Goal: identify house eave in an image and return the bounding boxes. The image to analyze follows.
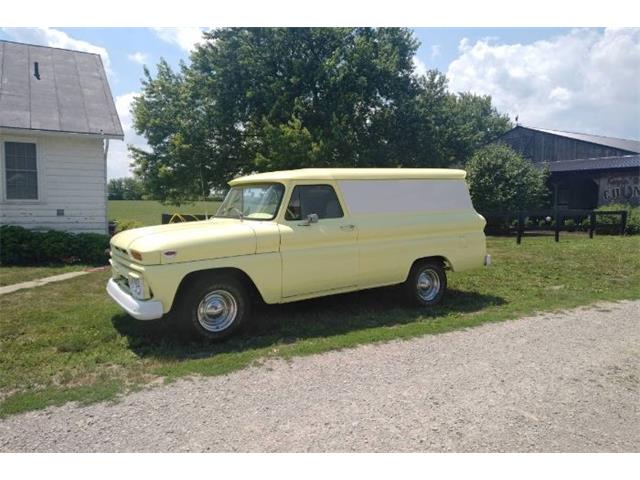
[0,126,124,141]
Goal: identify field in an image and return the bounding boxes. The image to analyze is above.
[108,200,222,226]
[1,235,639,417]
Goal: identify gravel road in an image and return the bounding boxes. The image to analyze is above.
[1,300,638,452]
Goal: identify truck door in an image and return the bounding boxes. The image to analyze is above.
[279,183,359,298]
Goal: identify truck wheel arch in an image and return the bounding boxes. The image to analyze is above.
[171,267,265,311]
[405,255,453,282]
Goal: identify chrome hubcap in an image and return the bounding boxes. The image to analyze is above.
[417,269,440,302]
[197,290,238,332]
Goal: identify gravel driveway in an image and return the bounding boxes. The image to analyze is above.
[1,300,638,452]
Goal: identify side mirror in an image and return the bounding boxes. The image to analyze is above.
[300,213,319,226]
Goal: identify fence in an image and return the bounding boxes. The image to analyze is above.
[483,209,628,244]
[158,209,628,244]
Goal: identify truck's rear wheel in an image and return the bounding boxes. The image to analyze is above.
[175,274,250,341]
[404,260,447,307]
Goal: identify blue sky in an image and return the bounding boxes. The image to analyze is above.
[1,27,638,178]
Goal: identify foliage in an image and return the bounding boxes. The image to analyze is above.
[1,236,639,417]
[0,225,109,266]
[131,28,511,203]
[108,177,146,200]
[596,204,640,235]
[466,144,549,214]
[114,219,145,233]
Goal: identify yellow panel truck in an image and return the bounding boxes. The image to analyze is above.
[107,169,489,340]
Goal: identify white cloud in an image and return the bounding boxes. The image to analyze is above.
[413,55,427,77]
[108,92,149,179]
[127,51,148,65]
[430,44,441,59]
[1,27,112,76]
[446,28,640,139]
[152,27,205,52]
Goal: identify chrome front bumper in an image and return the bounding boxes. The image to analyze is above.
[106,278,164,320]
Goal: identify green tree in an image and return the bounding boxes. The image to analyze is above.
[466,144,549,213]
[131,28,511,203]
[108,177,145,200]
[130,60,219,204]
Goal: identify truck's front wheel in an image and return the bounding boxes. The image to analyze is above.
[176,274,250,341]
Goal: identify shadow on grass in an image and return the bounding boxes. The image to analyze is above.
[111,286,506,361]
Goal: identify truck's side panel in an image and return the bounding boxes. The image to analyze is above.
[337,179,486,288]
[338,179,473,215]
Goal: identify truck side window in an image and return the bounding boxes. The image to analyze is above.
[285,185,344,221]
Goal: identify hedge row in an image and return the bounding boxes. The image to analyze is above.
[0,225,110,266]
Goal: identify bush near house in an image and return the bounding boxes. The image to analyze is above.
[0,225,109,266]
[466,144,549,215]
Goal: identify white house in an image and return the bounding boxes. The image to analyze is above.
[0,40,123,234]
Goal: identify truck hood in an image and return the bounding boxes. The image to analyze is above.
[110,218,258,265]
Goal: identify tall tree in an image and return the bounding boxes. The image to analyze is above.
[131,28,511,203]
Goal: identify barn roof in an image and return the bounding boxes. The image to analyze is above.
[516,126,640,154]
[0,40,123,139]
[545,154,640,172]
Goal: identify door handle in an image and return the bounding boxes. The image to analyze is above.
[340,224,355,231]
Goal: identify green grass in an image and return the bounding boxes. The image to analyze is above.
[108,200,222,226]
[0,265,88,287]
[1,235,639,417]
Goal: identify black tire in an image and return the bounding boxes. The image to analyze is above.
[173,273,251,341]
[404,259,447,307]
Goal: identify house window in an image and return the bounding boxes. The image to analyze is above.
[285,185,344,220]
[4,142,38,200]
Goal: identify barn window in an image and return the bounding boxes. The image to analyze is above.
[4,142,38,200]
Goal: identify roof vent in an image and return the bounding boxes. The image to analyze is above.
[34,62,40,80]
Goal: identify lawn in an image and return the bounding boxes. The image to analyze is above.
[0,235,639,417]
[108,200,222,226]
[0,265,88,287]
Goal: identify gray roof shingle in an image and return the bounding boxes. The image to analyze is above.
[545,154,640,172]
[0,40,123,139]
[523,126,640,154]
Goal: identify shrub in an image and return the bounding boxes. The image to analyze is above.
[114,219,145,233]
[596,204,640,235]
[0,225,110,266]
[466,143,549,214]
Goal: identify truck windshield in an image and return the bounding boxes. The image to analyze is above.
[216,183,285,220]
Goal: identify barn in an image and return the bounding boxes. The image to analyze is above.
[497,125,640,210]
[0,40,123,234]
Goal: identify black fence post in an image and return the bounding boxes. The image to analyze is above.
[517,212,523,244]
[620,211,627,235]
[589,212,596,239]
[554,210,560,242]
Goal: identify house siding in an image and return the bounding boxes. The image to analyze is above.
[0,132,107,234]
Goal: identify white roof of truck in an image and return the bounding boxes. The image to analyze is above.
[229,168,467,185]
